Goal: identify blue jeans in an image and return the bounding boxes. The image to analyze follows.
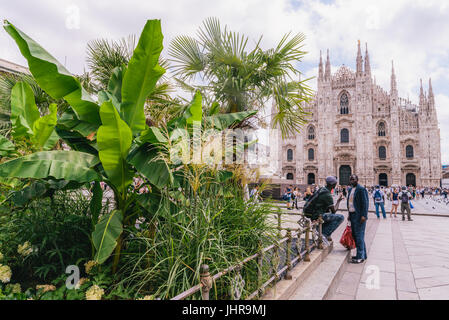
[375,202,386,218]
[321,213,344,238]
[349,214,367,260]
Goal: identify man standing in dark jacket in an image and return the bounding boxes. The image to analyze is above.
[347,174,369,264]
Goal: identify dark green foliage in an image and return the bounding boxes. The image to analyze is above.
[0,191,93,285]
[118,169,276,299]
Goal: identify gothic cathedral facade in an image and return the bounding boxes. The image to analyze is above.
[271,42,442,187]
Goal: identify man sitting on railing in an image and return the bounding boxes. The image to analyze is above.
[303,176,344,245]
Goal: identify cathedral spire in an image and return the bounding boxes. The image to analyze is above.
[364,43,371,77]
[325,49,331,81]
[419,78,425,107]
[390,60,397,96]
[428,78,434,99]
[356,40,363,77]
[428,78,436,120]
[318,50,324,82]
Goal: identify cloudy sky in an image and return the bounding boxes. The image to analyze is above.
[0,0,448,163]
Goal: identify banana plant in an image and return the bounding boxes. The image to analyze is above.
[0,19,259,272]
[0,81,59,156]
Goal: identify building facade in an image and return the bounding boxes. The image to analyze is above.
[271,41,442,187]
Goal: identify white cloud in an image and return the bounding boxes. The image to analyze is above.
[0,0,448,164]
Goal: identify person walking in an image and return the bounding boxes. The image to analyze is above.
[398,186,413,221]
[390,187,399,218]
[304,187,313,201]
[347,174,369,264]
[285,185,293,210]
[293,187,301,210]
[373,185,387,219]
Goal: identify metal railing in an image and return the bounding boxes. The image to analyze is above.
[171,209,325,300]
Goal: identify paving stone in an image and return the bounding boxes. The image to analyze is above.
[396,277,417,293]
[418,285,449,300]
[364,259,396,273]
[415,275,449,289]
[360,270,396,288]
[356,284,396,300]
[335,272,360,296]
[397,291,420,300]
[329,293,354,300]
[412,266,449,279]
[395,263,412,272]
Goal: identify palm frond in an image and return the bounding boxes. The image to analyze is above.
[168,35,205,80]
[86,35,136,89]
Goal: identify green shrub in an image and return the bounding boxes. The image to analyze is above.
[0,190,93,286]
[117,170,276,299]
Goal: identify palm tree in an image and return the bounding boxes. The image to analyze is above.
[168,17,313,137]
[86,36,181,127]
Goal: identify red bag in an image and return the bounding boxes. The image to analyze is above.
[340,223,356,250]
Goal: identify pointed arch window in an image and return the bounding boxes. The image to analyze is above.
[340,128,349,143]
[379,146,386,160]
[308,126,315,140]
[286,173,294,180]
[287,149,293,161]
[340,93,349,114]
[406,145,414,159]
[378,122,386,137]
[308,148,315,161]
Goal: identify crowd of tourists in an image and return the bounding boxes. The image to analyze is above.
[279,179,448,265]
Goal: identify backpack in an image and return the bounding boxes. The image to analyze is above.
[401,192,409,203]
[374,190,382,202]
[303,187,329,220]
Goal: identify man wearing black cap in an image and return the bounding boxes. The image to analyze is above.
[307,176,345,244]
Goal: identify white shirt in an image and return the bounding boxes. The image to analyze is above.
[348,188,356,213]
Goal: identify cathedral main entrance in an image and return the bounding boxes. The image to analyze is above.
[379,173,388,187]
[406,173,416,187]
[339,165,352,186]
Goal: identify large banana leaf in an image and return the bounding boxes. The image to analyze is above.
[97,101,133,194]
[32,103,58,150]
[57,107,98,137]
[185,90,203,125]
[9,179,84,207]
[108,65,126,105]
[92,210,123,264]
[10,81,40,137]
[127,142,173,189]
[0,151,101,182]
[0,134,15,156]
[4,20,100,125]
[55,127,98,155]
[167,90,203,131]
[138,126,168,146]
[121,20,165,134]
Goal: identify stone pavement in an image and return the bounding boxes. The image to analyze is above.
[329,214,449,300]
